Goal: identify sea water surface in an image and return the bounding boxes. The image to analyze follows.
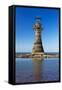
[16,58,59,83]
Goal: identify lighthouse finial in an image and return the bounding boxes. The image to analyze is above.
[35,16,41,22]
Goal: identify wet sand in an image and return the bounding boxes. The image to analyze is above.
[16,53,59,58]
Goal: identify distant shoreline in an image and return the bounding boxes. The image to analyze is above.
[16,52,59,58]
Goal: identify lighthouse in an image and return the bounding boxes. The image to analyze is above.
[32,17,44,54]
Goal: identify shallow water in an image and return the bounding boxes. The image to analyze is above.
[16,58,59,83]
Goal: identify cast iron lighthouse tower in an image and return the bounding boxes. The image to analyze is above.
[32,17,44,54]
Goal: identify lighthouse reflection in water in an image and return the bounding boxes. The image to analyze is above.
[16,58,59,83]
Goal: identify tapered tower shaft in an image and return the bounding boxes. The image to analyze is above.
[32,17,44,54]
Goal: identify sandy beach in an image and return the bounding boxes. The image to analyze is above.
[16,53,59,58]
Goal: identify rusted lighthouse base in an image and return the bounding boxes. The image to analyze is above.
[32,42,44,55]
